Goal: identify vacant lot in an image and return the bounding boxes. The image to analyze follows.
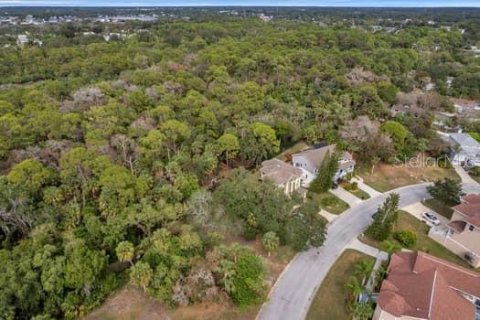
[360,211,470,268]
[306,249,374,320]
[86,237,296,320]
[358,157,460,192]
[84,286,169,320]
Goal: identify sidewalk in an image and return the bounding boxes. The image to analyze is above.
[318,209,338,223]
[346,238,388,291]
[351,177,383,197]
[330,186,363,207]
[346,238,387,259]
[453,165,479,185]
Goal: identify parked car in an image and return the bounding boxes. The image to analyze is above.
[422,212,440,226]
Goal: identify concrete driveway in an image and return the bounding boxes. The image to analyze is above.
[351,176,382,197]
[257,182,480,320]
[401,202,449,226]
[453,164,479,185]
[330,186,363,207]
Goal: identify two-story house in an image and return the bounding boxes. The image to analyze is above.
[291,144,355,185]
[439,194,480,268]
[260,158,304,196]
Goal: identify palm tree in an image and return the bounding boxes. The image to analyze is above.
[345,276,363,305]
[380,240,401,259]
[354,259,374,285]
[130,262,153,293]
[262,231,280,257]
[116,241,135,266]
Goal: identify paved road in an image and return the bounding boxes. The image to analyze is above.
[257,182,480,320]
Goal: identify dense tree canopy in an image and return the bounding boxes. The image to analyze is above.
[0,9,478,319]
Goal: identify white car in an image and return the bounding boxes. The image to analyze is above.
[422,212,440,226]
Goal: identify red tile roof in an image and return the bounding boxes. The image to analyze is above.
[377,251,480,320]
[462,194,480,204]
[453,195,480,229]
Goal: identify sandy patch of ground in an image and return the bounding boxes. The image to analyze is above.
[84,286,169,320]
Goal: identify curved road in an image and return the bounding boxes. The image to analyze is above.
[257,182,480,320]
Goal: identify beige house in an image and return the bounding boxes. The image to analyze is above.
[374,251,480,320]
[440,194,480,268]
[260,159,303,195]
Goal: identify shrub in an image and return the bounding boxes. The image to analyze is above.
[393,230,417,248]
[470,166,480,177]
[344,181,358,191]
[320,195,339,207]
[230,252,265,307]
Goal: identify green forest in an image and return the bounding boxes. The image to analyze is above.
[0,10,479,319]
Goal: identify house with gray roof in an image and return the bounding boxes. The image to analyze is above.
[449,133,480,168]
[292,144,355,184]
[260,159,304,195]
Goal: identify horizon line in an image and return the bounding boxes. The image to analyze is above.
[2,5,480,8]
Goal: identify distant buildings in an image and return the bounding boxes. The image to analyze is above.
[0,13,158,27]
[259,14,273,22]
[16,34,28,46]
[15,34,42,47]
[374,251,480,320]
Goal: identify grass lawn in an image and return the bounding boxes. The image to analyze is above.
[469,172,480,184]
[360,211,471,268]
[341,182,370,200]
[348,187,370,200]
[306,249,374,320]
[357,156,460,192]
[422,199,454,219]
[309,191,350,215]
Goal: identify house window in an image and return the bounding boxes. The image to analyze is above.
[469,225,475,231]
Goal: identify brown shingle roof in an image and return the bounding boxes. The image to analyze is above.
[377,251,480,320]
[260,159,303,186]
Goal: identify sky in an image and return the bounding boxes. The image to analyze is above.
[1,0,480,7]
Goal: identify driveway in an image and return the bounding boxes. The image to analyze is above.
[330,186,363,207]
[453,164,478,185]
[401,202,449,226]
[257,182,480,320]
[351,176,382,197]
